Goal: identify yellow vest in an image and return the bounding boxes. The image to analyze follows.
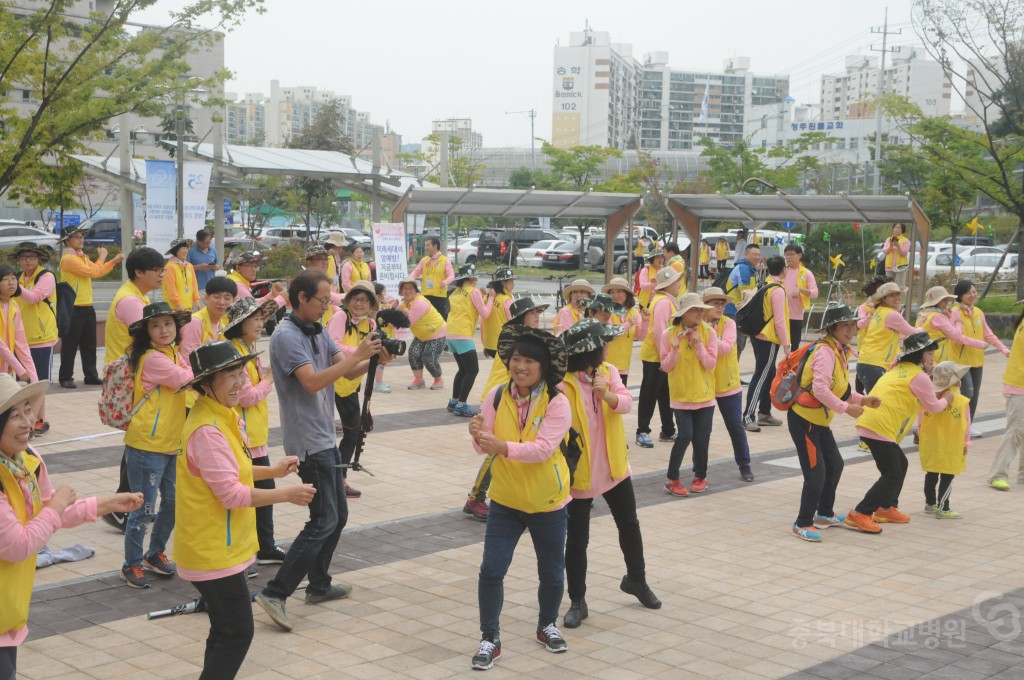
[227,271,250,293]
[668,257,688,294]
[715,241,729,259]
[563,367,628,492]
[885,235,910,269]
[333,317,372,398]
[665,322,716,403]
[0,452,43,635]
[420,255,450,297]
[123,346,188,453]
[637,267,657,308]
[344,259,371,292]
[481,358,510,402]
[856,303,872,350]
[713,316,740,395]
[793,265,812,311]
[60,252,97,306]
[402,294,445,341]
[162,260,195,310]
[639,292,677,362]
[919,310,950,363]
[1004,319,1024,390]
[175,396,258,571]
[919,390,969,475]
[607,307,638,373]
[447,284,480,338]
[951,304,987,368]
[105,281,151,362]
[482,293,511,351]
[0,303,18,376]
[327,255,337,289]
[184,307,219,410]
[858,305,901,368]
[556,304,582,334]
[15,269,57,345]
[760,281,790,345]
[699,246,711,265]
[855,361,923,442]
[793,337,851,427]
[230,338,270,448]
[488,387,571,513]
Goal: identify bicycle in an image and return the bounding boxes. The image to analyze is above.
[545,274,573,312]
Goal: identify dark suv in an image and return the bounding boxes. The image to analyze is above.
[477,227,560,264]
[81,218,123,246]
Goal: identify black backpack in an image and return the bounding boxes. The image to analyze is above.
[734,281,783,338]
[54,280,76,338]
[492,385,583,485]
[711,266,733,292]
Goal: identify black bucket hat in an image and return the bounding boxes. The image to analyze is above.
[821,304,859,329]
[507,297,550,325]
[178,339,259,392]
[897,331,941,362]
[562,318,624,356]
[128,301,192,334]
[166,238,194,255]
[496,325,567,387]
[220,296,279,337]
[453,264,478,284]
[9,242,51,263]
[492,268,515,282]
[59,226,89,242]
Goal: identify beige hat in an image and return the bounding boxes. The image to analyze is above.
[931,361,971,392]
[0,374,47,417]
[921,286,956,309]
[736,288,757,311]
[671,293,712,320]
[871,281,902,303]
[701,287,729,304]
[324,232,349,248]
[562,279,596,302]
[601,277,632,294]
[653,267,683,290]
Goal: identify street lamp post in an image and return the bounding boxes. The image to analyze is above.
[176,100,185,239]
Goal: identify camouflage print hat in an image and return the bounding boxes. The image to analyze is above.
[496,324,567,387]
[227,250,264,268]
[507,297,549,325]
[305,245,329,261]
[582,293,617,316]
[562,318,624,356]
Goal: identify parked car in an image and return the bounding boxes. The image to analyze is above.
[335,227,373,249]
[259,226,311,248]
[541,241,582,270]
[477,227,561,264]
[942,235,996,247]
[585,226,664,273]
[518,240,568,268]
[0,221,60,254]
[930,250,1017,277]
[80,217,123,247]
[447,237,479,265]
[557,230,581,243]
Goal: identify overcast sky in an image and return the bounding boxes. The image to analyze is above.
[138,0,927,147]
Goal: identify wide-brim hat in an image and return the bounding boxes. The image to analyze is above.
[220,296,279,336]
[227,250,264,268]
[0,374,48,417]
[701,286,728,304]
[496,324,567,387]
[931,361,971,392]
[492,268,516,282]
[343,281,380,311]
[601,278,632,295]
[562,279,596,302]
[10,242,50,263]
[398,276,420,293]
[325,232,349,248]
[644,248,665,260]
[670,293,712,321]
[59,226,89,242]
[166,238,194,255]
[921,286,956,309]
[653,266,683,290]
[582,293,616,315]
[562,318,624,356]
[454,264,478,283]
[871,281,902,303]
[821,304,860,329]
[897,331,941,362]
[128,301,192,334]
[179,340,259,392]
[507,297,549,324]
[736,288,756,311]
[305,245,329,261]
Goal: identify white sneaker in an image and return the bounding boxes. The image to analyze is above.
[970,427,983,438]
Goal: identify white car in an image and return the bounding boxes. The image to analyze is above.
[447,237,479,265]
[942,252,1017,277]
[0,221,60,253]
[518,239,569,268]
[924,246,1005,273]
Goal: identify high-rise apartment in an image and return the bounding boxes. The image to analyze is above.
[819,49,951,120]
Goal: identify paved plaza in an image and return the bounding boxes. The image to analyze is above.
[14,342,1024,679]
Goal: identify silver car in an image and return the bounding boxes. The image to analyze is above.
[0,221,60,254]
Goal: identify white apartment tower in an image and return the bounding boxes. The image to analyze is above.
[819,49,951,120]
[431,118,483,149]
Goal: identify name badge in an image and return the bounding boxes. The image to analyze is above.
[426,280,435,289]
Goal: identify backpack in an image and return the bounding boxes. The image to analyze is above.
[711,266,733,292]
[771,342,822,411]
[98,355,153,431]
[492,385,583,484]
[54,280,76,338]
[734,281,783,337]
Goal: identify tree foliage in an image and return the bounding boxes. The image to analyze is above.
[285,100,353,237]
[697,132,831,194]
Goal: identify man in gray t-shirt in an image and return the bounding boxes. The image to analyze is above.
[257,270,381,632]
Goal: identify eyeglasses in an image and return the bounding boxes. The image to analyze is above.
[312,295,332,307]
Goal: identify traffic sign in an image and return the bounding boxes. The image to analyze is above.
[954,256,963,266]
[781,221,796,230]
[223,199,232,214]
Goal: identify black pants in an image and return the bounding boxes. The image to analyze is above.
[425,294,449,320]
[252,455,276,553]
[59,305,98,382]
[192,570,254,680]
[452,350,480,403]
[699,263,710,278]
[335,392,360,478]
[960,366,984,422]
[717,259,727,271]
[789,319,803,348]
[789,410,844,527]
[0,646,15,680]
[856,438,908,514]
[744,338,779,423]
[668,407,714,480]
[636,360,673,437]
[924,472,955,511]
[565,478,646,602]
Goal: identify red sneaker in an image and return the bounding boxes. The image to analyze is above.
[690,477,709,493]
[664,480,689,497]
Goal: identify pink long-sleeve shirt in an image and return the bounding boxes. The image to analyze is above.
[882,236,911,266]
[327,308,376,355]
[783,266,818,320]
[646,295,676,358]
[567,366,633,499]
[475,385,572,469]
[410,254,455,287]
[0,301,37,382]
[638,266,658,295]
[660,324,719,409]
[884,309,921,337]
[140,348,193,393]
[113,294,147,332]
[16,270,57,349]
[950,306,1009,354]
[857,372,949,443]
[555,305,584,335]
[448,288,493,341]
[755,279,791,350]
[178,424,257,582]
[808,343,864,416]
[179,316,224,365]
[406,297,446,341]
[236,352,273,459]
[0,451,97,647]
[233,278,287,310]
[713,316,742,398]
[926,311,986,350]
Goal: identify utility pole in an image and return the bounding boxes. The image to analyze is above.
[871,7,901,195]
[506,109,537,169]
[439,131,449,247]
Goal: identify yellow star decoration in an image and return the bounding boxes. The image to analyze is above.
[830,254,845,269]
[966,217,981,236]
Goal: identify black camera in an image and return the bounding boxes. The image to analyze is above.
[369,330,406,357]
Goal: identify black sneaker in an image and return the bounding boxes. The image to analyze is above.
[143,552,176,577]
[100,512,127,534]
[471,638,501,670]
[256,546,288,564]
[345,482,362,499]
[84,377,103,386]
[740,469,755,483]
[120,565,150,589]
[620,575,662,609]
[563,599,588,628]
[246,565,259,579]
[535,623,568,653]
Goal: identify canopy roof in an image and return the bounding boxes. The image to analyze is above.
[391,186,642,221]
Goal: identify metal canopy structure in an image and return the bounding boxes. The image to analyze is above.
[391,187,643,279]
[665,193,931,304]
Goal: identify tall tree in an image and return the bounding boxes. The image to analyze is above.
[286,100,353,239]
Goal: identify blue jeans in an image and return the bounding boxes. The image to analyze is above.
[263,447,348,599]
[124,445,176,567]
[856,364,885,396]
[716,392,751,472]
[479,501,566,639]
[668,407,715,480]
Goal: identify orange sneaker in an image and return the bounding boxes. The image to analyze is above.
[872,506,910,524]
[664,480,689,497]
[842,510,882,534]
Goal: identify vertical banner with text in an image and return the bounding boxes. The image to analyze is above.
[372,223,408,298]
[145,160,176,255]
[182,161,213,236]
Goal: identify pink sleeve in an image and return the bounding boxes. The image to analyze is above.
[407,298,430,325]
[0,334,26,377]
[809,348,853,414]
[505,394,572,463]
[186,426,253,508]
[981,313,1009,353]
[114,295,146,327]
[717,318,736,354]
[930,313,986,349]
[341,262,354,291]
[639,268,656,292]
[38,457,97,529]
[18,271,55,304]
[652,299,673,355]
[12,309,36,382]
[555,307,574,333]
[965,408,972,449]
[771,287,790,348]
[660,329,679,371]
[607,365,632,413]
[140,350,193,391]
[882,241,894,254]
[899,239,911,255]
[805,270,818,299]
[471,289,493,319]
[910,373,949,414]
[236,357,272,408]
[857,304,873,330]
[327,309,347,349]
[884,311,920,337]
[179,319,201,363]
[409,258,425,279]
[256,293,287,310]
[502,297,513,319]
[442,259,455,286]
[634,311,648,341]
